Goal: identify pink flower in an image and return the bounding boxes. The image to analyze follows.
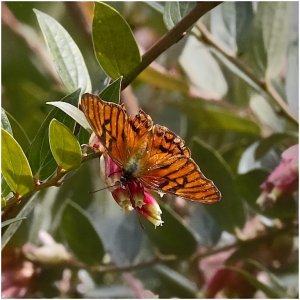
[258,144,298,205]
[91,135,163,227]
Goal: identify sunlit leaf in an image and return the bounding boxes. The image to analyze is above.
[1,129,34,196]
[92,2,141,79]
[49,119,82,171]
[34,9,92,93]
[61,201,105,265]
[47,101,91,133]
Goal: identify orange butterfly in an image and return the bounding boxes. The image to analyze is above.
[81,93,221,204]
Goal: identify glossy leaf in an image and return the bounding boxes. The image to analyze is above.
[141,199,198,258]
[34,9,92,93]
[163,2,195,29]
[1,108,12,135]
[99,76,122,103]
[49,119,82,171]
[28,90,80,180]
[192,138,246,232]
[1,129,34,196]
[61,201,105,265]
[258,3,292,79]
[92,2,141,79]
[179,37,228,99]
[47,101,91,133]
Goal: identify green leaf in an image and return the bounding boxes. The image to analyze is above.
[34,9,92,93]
[2,217,27,228]
[225,266,282,298]
[163,2,196,30]
[146,1,164,14]
[28,90,80,180]
[1,129,34,196]
[6,111,31,152]
[100,76,123,103]
[47,101,91,132]
[236,169,297,219]
[49,119,82,171]
[141,199,198,258]
[1,108,12,135]
[61,201,105,265]
[192,138,246,232]
[92,2,141,79]
[171,98,260,136]
[258,3,292,79]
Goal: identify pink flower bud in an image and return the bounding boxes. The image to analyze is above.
[258,144,298,205]
[136,191,163,227]
[111,187,134,212]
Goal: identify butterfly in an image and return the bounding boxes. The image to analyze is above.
[81,93,221,203]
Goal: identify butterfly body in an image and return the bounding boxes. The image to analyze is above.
[81,93,221,203]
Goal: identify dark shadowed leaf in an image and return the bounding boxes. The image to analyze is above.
[61,201,105,265]
[34,9,92,93]
[190,204,222,247]
[163,2,196,30]
[141,199,197,258]
[2,129,34,196]
[49,119,82,171]
[255,133,298,160]
[92,2,141,79]
[192,138,246,232]
[236,169,296,219]
[28,90,80,180]
[100,76,122,103]
[109,213,144,265]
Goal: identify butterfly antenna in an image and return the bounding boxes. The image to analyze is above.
[88,183,119,194]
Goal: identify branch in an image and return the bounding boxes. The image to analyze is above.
[195,22,298,126]
[121,2,222,90]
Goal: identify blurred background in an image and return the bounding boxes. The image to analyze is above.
[2,2,299,298]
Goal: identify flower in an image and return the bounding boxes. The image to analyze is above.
[92,136,163,227]
[258,144,298,206]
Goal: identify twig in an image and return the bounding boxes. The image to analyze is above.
[195,22,298,126]
[121,2,222,90]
